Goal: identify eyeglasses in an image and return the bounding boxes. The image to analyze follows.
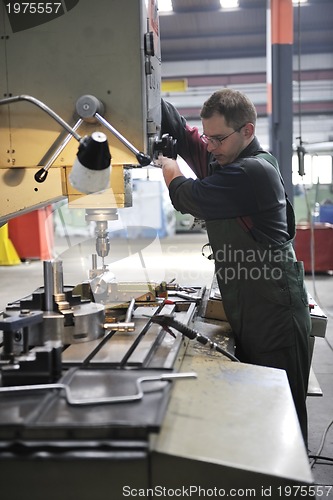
[200,124,246,148]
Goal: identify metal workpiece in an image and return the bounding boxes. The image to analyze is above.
[103,320,135,333]
[103,297,136,332]
[79,277,164,305]
[0,371,197,406]
[90,271,117,298]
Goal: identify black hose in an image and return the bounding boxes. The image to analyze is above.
[151,314,240,362]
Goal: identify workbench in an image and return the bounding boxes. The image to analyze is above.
[0,292,316,499]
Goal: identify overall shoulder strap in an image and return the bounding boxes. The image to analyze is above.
[255,151,280,172]
[255,152,296,239]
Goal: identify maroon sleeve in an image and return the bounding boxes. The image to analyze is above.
[161,100,210,179]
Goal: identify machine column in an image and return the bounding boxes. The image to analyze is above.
[266,0,294,202]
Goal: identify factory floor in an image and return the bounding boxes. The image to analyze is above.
[0,231,332,490]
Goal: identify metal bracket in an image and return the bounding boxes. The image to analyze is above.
[0,372,197,406]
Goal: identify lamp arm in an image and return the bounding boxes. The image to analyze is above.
[0,93,176,191]
[34,118,84,183]
[94,111,177,165]
[94,112,151,166]
[0,95,82,142]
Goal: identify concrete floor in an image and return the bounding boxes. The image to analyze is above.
[0,231,332,490]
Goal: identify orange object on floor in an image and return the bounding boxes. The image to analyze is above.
[294,223,333,273]
[0,223,21,266]
[8,206,54,260]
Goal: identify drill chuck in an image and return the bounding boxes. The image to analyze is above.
[96,235,110,258]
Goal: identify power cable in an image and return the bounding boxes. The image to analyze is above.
[295,0,333,326]
[309,419,333,469]
[295,0,305,176]
[295,1,333,474]
[308,455,333,464]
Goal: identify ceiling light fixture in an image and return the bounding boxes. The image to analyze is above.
[220,0,239,9]
[158,0,173,12]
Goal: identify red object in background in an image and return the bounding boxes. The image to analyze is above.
[294,223,333,273]
[8,207,54,260]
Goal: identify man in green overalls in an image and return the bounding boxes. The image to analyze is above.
[158,88,311,445]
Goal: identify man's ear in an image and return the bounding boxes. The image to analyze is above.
[243,123,255,138]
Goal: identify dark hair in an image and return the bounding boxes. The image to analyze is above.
[200,88,257,129]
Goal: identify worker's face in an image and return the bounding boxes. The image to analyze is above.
[201,113,253,166]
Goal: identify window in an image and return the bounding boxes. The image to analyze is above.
[292,154,332,185]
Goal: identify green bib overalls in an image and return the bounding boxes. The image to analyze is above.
[206,153,311,444]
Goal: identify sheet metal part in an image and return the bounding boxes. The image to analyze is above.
[0,372,197,406]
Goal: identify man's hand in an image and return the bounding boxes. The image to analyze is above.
[154,155,184,187]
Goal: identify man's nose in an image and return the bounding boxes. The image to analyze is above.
[206,141,218,153]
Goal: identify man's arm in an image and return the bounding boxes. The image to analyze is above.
[156,157,205,219]
[161,100,210,179]
[159,157,184,187]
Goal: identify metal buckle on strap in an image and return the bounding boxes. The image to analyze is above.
[202,242,213,260]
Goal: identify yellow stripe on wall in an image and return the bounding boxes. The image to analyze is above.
[161,79,188,92]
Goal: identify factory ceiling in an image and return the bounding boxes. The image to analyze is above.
[157,0,333,149]
[159,0,333,62]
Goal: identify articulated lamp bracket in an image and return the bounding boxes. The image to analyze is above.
[0,94,177,194]
[0,94,111,193]
[75,95,177,165]
[75,95,152,168]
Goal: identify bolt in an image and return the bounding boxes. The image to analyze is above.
[20,309,31,316]
[14,332,22,342]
